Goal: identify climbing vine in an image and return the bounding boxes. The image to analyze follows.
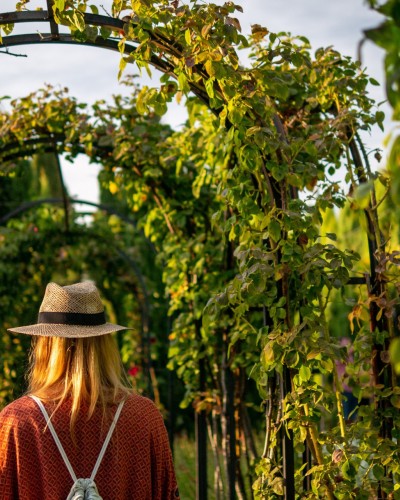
[2,1,400,498]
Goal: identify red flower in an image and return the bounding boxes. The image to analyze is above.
[128,365,140,377]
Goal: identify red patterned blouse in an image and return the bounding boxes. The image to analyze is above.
[0,393,180,499]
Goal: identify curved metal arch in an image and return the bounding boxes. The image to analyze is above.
[0,135,65,156]
[1,145,72,164]
[2,33,135,54]
[0,136,112,165]
[0,10,125,31]
[0,197,157,254]
[0,10,174,74]
[0,8,212,106]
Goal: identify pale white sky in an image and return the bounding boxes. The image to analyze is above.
[1,1,386,206]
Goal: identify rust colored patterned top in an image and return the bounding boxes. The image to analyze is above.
[0,394,180,499]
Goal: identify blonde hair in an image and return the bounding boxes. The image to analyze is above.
[27,334,132,434]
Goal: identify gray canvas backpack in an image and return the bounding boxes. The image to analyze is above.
[30,395,125,500]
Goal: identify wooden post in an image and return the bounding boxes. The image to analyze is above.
[196,356,208,500]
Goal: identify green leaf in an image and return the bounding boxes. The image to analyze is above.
[178,72,190,93]
[205,78,215,98]
[100,26,111,39]
[271,477,284,496]
[112,0,123,16]
[201,24,212,38]
[391,394,400,409]
[2,23,14,36]
[118,57,127,80]
[268,219,281,242]
[341,460,356,481]
[228,104,244,125]
[299,365,311,383]
[72,9,85,31]
[261,343,275,368]
[284,350,299,368]
[375,110,385,131]
[351,181,374,208]
[205,60,215,77]
[54,0,65,10]
[390,338,400,374]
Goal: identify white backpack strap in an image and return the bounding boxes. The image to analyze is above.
[30,395,78,483]
[90,399,125,481]
[30,395,125,485]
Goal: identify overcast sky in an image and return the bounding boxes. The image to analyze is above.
[1,0,386,205]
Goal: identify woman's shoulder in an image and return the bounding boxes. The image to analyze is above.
[0,395,38,417]
[123,393,161,414]
[122,393,165,426]
[0,396,41,433]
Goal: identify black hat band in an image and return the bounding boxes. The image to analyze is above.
[38,311,106,326]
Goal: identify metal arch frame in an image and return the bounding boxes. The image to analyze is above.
[0,5,213,107]
[3,32,135,54]
[0,9,173,74]
[0,137,112,166]
[0,197,140,229]
[0,197,156,304]
[0,135,66,157]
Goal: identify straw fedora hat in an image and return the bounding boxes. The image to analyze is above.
[8,281,131,338]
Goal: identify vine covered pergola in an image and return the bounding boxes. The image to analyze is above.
[1,1,400,499]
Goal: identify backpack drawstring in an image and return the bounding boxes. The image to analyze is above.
[67,478,102,500]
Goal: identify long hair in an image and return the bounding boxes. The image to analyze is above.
[27,334,132,433]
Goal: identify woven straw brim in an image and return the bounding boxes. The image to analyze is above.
[8,322,130,338]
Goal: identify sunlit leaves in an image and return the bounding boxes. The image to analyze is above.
[54,0,65,10]
[4,0,400,495]
[390,338,400,374]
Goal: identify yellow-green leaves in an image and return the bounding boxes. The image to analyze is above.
[178,72,190,93]
[112,0,124,17]
[349,180,374,209]
[250,24,268,43]
[16,0,31,10]
[390,338,400,374]
[184,28,191,45]
[118,57,127,81]
[52,4,86,35]
[299,364,311,383]
[268,219,281,243]
[341,460,357,481]
[0,23,14,43]
[54,0,65,10]
[72,9,85,31]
